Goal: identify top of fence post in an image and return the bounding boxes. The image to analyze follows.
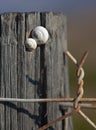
[0,12,72,130]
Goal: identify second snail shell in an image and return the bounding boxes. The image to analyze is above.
[32,26,49,44]
[25,38,37,51]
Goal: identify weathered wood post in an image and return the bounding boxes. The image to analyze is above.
[0,12,72,130]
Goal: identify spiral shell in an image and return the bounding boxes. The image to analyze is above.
[25,38,37,51]
[32,26,49,44]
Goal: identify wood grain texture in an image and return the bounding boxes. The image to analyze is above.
[0,12,72,130]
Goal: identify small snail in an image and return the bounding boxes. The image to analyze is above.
[32,26,49,44]
[25,38,37,51]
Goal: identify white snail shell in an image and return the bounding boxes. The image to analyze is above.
[25,38,37,51]
[32,26,49,44]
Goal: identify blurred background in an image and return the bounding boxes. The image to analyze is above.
[0,0,96,129]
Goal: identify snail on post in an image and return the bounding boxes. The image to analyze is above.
[25,26,49,51]
[32,26,49,45]
[25,38,37,51]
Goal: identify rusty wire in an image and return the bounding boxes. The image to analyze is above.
[38,51,96,130]
[38,106,80,130]
[0,97,96,103]
[0,51,96,129]
[66,51,96,129]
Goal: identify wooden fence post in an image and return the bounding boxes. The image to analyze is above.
[0,12,73,130]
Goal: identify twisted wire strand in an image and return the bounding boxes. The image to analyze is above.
[38,51,87,130]
[65,51,96,129]
[65,51,86,108]
[0,51,95,129]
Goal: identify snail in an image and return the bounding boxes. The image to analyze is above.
[25,38,37,51]
[32,26,49,44]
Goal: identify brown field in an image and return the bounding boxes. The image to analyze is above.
[67,10,96,69]
[67,9,96,130]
